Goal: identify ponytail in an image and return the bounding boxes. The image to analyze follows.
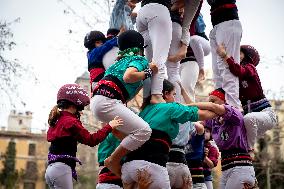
[48,105,61,127]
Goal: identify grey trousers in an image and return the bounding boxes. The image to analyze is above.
[45,162,73,189]
[91,95,151,151]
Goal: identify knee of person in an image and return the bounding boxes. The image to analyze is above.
[189,37,198,46]
[143,127,152,137]
[244,115,257,128]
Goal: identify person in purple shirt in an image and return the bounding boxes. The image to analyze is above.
[190,88,257,189]
[216,44,277,153]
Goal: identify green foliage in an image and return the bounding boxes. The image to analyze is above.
[0,139,20,189]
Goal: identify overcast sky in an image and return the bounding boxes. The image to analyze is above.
[1,0,284,131]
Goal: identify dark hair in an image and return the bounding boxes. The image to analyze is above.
[84,31,106,50]
[140,79,175,110]
[106,28,120,39]
[204,125,213,141]
[215,88,225,95]
[118,30,144,51]
[48,100,73,127]
[162,79,175,98]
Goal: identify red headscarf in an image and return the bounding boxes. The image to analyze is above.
[209,89,225,101]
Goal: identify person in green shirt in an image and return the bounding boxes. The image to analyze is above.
[120,79,220,189]
[91,30,158,177]
[96,133,122,189]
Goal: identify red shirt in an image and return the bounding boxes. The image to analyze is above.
[47,111,112,147]
[226,57,265,106]
[203,142,219,171]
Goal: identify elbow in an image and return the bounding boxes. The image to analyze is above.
[123,74,133,83]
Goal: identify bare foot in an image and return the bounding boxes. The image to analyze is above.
[104,156,122,177]
[150,94,165,104]
[168,44,187,63]
[198,69,205,82]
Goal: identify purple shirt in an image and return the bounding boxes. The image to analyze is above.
[205,105,249,152]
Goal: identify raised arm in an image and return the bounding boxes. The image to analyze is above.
[178,81,193,104]
[216,44,256,79]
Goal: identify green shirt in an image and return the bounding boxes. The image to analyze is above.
[139,102,199,141]
[105,55,149,100]
[97,133,120,165]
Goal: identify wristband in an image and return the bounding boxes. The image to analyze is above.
[143,68,153,80]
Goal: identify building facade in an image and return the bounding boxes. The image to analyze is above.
[0,118,48,189]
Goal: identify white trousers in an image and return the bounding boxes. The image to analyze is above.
[209,20,242,108]
[181,0,202,45]
[205,181,213,189]
[220,166,255,189]
[45,162,73,189]
[166,162,192,189]
[102,47,119,70]
[137,3,172,96]
[193,183,207,189]
[189,35,210,70]
[166,22,182,102]
[121,160,171,189]
[180,61,199,102]
[90,95,151,151]
[96,183,122,189]
[244,107,277,150]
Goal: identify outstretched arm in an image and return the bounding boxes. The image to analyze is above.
[189,102,226,116]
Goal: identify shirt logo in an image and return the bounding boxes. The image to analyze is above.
[241,80,249,88]
[220,131,229,141]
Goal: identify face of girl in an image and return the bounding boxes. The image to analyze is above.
[208,95,225,105]
[205,128,211,141]
[95,40,103,48]
[164,89,176,103]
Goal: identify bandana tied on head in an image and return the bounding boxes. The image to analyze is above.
[209,89,225,101]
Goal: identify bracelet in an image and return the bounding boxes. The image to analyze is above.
[143,68,153,80]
